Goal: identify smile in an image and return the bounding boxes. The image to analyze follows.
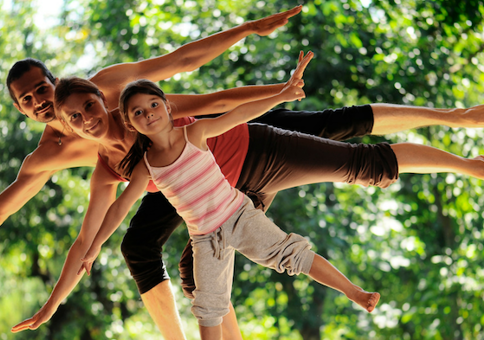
[148,118,160,125]
[85,120,100,131]
[35,103,53,116]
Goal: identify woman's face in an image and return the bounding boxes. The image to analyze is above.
[59,92,110,140]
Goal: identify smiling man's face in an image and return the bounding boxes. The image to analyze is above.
[10,66,57,123]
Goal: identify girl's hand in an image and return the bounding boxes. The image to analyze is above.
[280,51,313,102]
[78,245,102,276]
[11,303,56,333]
[249,6,302,36]
[280,80,306,102]
[282,51,313,100]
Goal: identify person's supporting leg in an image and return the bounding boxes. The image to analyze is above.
[199,324,223,340]
[141,281,187,340]
[391,142,484,178]
[308,255,380,312]
[222,304,243,340]
[371,103,484,135]
[121,192,187,338]
[191,228,236,340]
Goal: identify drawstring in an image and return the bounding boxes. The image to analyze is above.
[211,227,225,260]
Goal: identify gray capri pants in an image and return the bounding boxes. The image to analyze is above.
[191,195,315,327]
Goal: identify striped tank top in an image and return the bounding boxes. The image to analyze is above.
[144,127,244,235]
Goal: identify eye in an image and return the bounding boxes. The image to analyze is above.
[86,101,94,110]
[151,102,158,108]
[134,109,143,116]
[71,113,80,120]
[37,86,47,94]
[22,95,31,103]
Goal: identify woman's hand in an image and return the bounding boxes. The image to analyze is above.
[11,303,57,333]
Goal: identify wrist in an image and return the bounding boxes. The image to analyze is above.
[242,20,257,35]
[44,298,60,313]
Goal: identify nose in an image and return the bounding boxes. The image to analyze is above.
[33,93,45,109]
[83,114,93,125]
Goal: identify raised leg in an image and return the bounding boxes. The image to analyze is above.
[308,255,380,313]
[391,142,484,179]
[371,103,484,135]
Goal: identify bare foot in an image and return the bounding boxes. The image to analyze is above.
[347,285,380,313]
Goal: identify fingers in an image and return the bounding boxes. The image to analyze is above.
[77,263,86,276]
[80,259,94,276]
[265,5,302,25]
[298,50,304,62]
[282,5,303,19]
[11,318,35,333]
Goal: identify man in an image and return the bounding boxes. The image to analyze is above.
[5,7,484,340]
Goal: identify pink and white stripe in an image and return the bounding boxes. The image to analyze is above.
[144,132,243,235]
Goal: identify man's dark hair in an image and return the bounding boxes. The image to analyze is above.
[6,58,56,105]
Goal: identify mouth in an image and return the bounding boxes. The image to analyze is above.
[148,118,160,125]
[35,103,53,117]
[85,120,100,132]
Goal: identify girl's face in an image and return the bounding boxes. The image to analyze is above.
[59,92,110,140]
[126,93,171,136]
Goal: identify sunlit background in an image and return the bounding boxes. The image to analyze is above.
[1,0,484,339]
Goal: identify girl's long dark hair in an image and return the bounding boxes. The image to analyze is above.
[117,79,167,177]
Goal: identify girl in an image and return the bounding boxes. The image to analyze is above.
[80,74,381,339]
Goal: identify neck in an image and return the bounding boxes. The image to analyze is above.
[148,125,178,151]
[104,109,128,144]
[46,119,67,134]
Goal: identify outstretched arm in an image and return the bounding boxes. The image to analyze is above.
[192,51,313,142]
[90,6,302,109]
[11,164,119,333]
[0,158,56,225]
[0,140,98,226]
[167,51,312,119]
[166,83,285,119]
[80,163,150,274]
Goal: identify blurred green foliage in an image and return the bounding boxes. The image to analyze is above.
[1,0,484,339]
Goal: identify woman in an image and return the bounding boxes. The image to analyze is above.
[12,54,484,338]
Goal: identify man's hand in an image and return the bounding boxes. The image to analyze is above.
[11,303,56,333]
[249,5,302,36]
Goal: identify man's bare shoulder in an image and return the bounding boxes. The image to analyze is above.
[22,133,99,174]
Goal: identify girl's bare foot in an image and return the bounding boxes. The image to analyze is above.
[347,285,380,312]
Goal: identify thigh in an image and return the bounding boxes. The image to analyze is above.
[237,125,398,199]
[249,105,373,141]
[122,192,184,294]
[228,198,314,276]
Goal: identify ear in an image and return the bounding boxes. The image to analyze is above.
[99,90,108,109]
[124,121,137,132]
[13,102,26,115]
[165,100,171,113]
[54,77,59,86]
